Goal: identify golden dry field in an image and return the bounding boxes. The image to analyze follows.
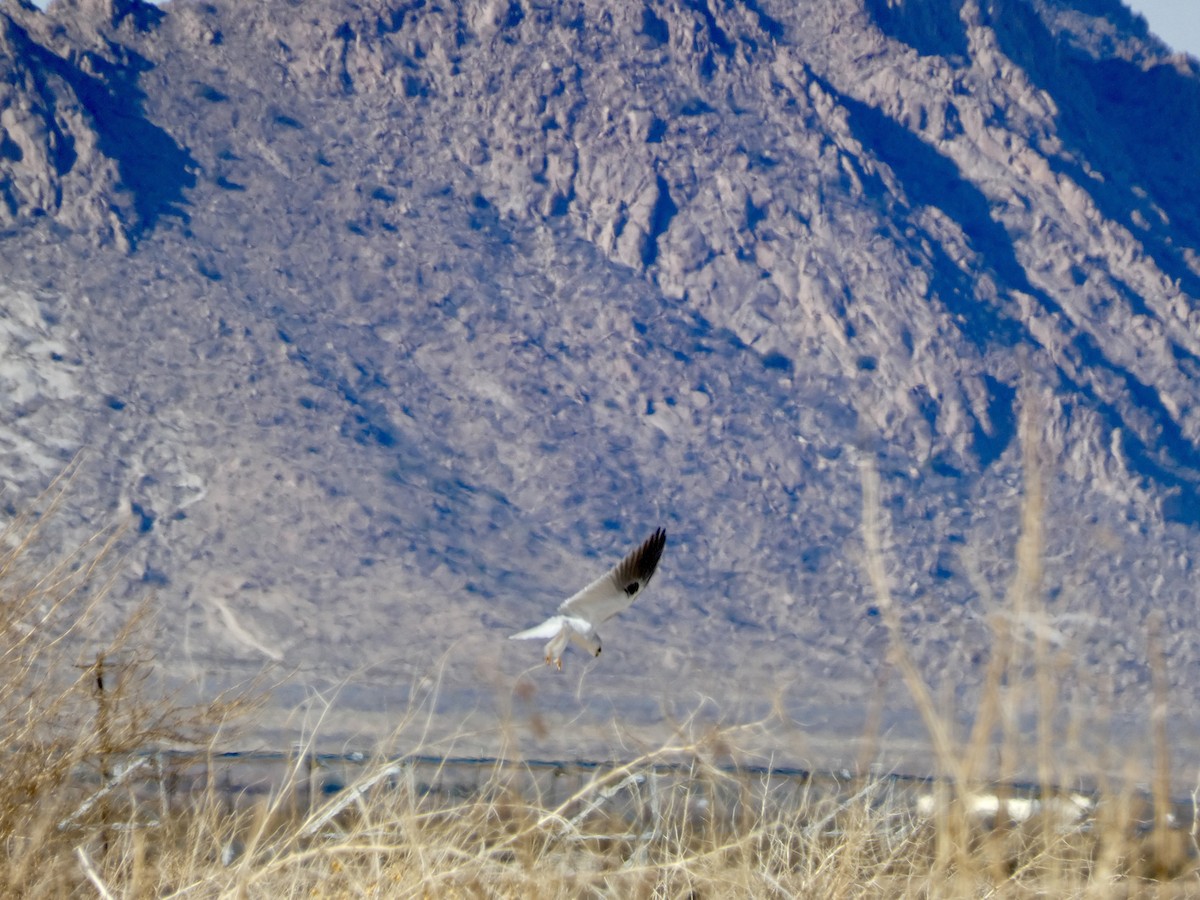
[5,428,1200,898]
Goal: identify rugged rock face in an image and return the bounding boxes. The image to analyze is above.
[0,6,125,241]
[0,0,190,245]
[0,0,1197,760]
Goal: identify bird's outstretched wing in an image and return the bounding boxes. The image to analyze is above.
[559,527,667,625]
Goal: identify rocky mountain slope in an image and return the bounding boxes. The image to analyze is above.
[0,0,1198,765]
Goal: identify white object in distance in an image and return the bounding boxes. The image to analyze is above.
[509,527,667,671]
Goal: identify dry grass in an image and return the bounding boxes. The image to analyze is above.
[41,732,1200,898]
[5,417,1200,897]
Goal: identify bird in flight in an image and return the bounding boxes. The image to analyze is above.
[510,527,667,671]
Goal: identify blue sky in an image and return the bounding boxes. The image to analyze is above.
[1126,1,1200,57]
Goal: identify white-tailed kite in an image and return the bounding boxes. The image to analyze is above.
[509,527,667,671]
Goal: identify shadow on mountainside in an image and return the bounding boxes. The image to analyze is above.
[11,13,194,240]
[833,81,1200,524]
[865,0,1200,299]
[984,0,1200,301]
[864,0,969,60]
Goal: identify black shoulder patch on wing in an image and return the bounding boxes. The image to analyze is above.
[611,527,667,594]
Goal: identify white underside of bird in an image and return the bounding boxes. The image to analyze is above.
[509,528,667,671]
